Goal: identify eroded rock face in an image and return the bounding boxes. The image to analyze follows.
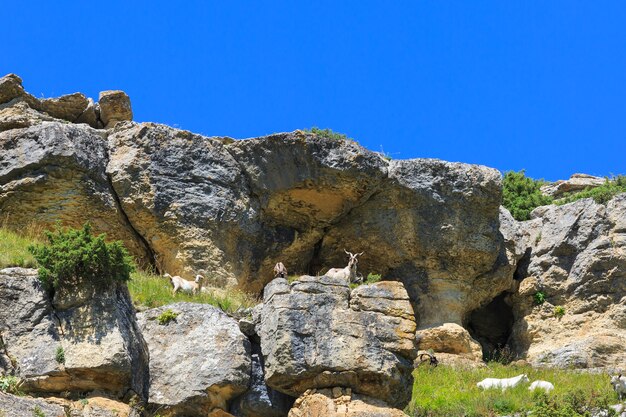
[541,173,607,198]
[416,323,482,360]
[509,195,626,368]
[107,122,258,286]
[0,392,65,417]
[137,302,251,416]
[0,122,152,264]
[98,91,133,128]
[288,389,408,417]
[0,268,149,399]
[260,277,416,409]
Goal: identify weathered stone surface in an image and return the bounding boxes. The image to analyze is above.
[0,122,152,264]
[319,159,510,328]
[0,268,149,398]
[541,173,607,198]
[98,91,132,127]
[75,98,101,128]
[288,389,408,417]
[509,195,626,368]
[40,93,89,122]
[416,323,482,360]
[0,98,56,132]
[260,277,416,409]
[137,302,251,416]
[230,344,294,417]
[0,74,28,105]
[107,122,257,286]
[0,392,65,417]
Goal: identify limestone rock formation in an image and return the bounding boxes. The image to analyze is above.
[0,122,152,264]
[106,122,258,286]
[0,267,149,399]
[509,195,626,368]
[230,344,294,417]
[98,91,133,128]
[416,323,483,360]
[137,302,251,416]
[40,93,90,122]
[260,276,416,409]
[541,173,607,198]
[288,388,408,417]
[0,392,65,417]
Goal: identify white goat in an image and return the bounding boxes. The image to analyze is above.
[477,374,529,391]
[325,250,363,283]
[610,374,626,400]
[529,380,554,393]
[274,262,287,278]
[164,273,205,296]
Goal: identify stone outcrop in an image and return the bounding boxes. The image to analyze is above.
[541,173,607,198]
[0,393,138,417]
[0,73,133,130]
[0,267,149,399]
[416,323,483,360]
[230,344,294,417]
[509,195,626,368]
[137,303,251,416]
[0,121,152,264]
[288,389,408,417]
[98,91,133,128]
[260,277,416,409]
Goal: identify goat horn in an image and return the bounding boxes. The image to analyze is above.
[357,252,364,256]
[344,249,350,255]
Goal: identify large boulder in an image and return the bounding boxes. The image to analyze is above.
[107,122,258,286]
[509,195,626,368]
[0,121,152,264]
[260,277,416,409]
[0,268,149,398]
[416,323,482,360]
[137,303,251,416]
[98,90,132,128]
[40,93,90,123]
[288,389,408,417]
[318,159,511,328]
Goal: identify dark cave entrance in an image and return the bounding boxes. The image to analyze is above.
[466,293,515,362]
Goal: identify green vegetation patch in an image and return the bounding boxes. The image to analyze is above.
[556,175,626,206]
[0,375,23,395]
[0,226,40,269]
[304,127,354,142]
[28,223,134,291]
[128,270,258,314]
[157,309,179,325]
[407,364,616,417]
[55,346,65,364]
[502,170,553,221]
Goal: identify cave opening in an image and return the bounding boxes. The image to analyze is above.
[465,292,515,362]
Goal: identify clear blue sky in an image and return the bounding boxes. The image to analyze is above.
[4,1,625,180]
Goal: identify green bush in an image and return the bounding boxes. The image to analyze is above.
[502,170,553,221]
[0,375,23,395]
[157,309,179,325]
[304,127,353,142]
[534,291,546,305]
[28,223,134,291]
[365,273,381,284]
[554,305,566,318]
[55,346,65,364]
[556,175,626,206]
[32,406,45,417]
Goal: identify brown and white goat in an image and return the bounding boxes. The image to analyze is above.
[164,273,205,296]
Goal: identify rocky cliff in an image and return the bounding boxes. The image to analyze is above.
[1,73,626,415]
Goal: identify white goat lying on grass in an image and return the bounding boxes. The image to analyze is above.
[325,250,363,283]
[529,380,554,393]
[610,374,626,400]
[477,374,529,391]
[164,273,205,296]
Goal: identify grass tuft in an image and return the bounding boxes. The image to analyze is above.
[0,225,41,269]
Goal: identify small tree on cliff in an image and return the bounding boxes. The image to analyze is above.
[28,223,134,291]
[502,170,553,221]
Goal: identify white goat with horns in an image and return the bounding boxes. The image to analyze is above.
[325,249,363,283]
